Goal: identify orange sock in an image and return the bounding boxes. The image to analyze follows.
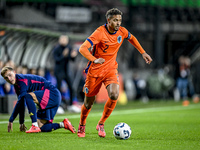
[98,98,117,125]
[79,104,91,125]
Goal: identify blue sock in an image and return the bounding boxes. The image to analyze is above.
[40,123,60,132]
[24,94,37,123]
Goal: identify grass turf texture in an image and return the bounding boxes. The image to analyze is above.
[0,100,199,150]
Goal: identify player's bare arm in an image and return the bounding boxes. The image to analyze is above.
[142,53,153,64]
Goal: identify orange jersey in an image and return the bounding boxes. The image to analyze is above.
[79,24,146,77]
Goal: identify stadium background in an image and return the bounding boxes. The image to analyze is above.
[0,0,200,112]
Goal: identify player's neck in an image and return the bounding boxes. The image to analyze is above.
[106,24,116,34]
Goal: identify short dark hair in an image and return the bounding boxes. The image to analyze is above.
[105,8,123,20]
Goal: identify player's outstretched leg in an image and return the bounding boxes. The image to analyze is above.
[77,125,85,137]
[26,125,41,133]
[62,118,76,133]
[96,124,106,138]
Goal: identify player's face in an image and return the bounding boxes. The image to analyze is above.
[3,70,16,85]
[107,15,122,33]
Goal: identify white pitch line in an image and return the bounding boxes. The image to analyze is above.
[0,104,199,124]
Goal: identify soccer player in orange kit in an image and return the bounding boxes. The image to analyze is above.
[78,8,153,138]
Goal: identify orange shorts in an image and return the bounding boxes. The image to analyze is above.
[83,69,119,97]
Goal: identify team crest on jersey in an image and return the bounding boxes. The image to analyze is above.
[117,36,122,43]
[83,86,89,94]
[85,87,89,94]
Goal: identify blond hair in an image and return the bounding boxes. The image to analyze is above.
[1,66,14,77]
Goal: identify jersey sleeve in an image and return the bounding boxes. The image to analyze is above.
[9,78,28,123]
[17,81,28,101]
[79,28,102,62]
[121,27,131,39]
[87,28,102,45]
[79,40,97,62]
[128,34,146,54]
[18,98,25,124]
[9,98,25,123]
[122,27,146,54]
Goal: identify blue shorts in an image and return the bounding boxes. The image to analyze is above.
[33,87,61,122]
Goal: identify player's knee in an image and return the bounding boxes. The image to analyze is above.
[84,102,93,109]
[84,96,95,109]
[38,119,47,128]
[27,92,39,104]
[84,100,94,109]
[109,92,119,100]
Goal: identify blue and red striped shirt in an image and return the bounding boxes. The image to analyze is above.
[9,74,56,123]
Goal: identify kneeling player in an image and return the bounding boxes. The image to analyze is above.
[1,66,76,133]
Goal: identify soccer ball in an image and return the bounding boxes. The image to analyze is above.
[113,122,131,140]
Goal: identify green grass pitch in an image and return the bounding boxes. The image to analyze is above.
[0,100,199,150]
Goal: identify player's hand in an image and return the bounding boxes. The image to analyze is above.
[20,123,27,132]
[8,122,13,132]
[142,53,153,64]
[93,58,105,64]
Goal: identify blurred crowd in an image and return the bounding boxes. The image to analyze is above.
[1,54,199,111]
[130,55,199,106]
[0,58,85,113]
[0,35,86,113]
[174,55,199,106]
